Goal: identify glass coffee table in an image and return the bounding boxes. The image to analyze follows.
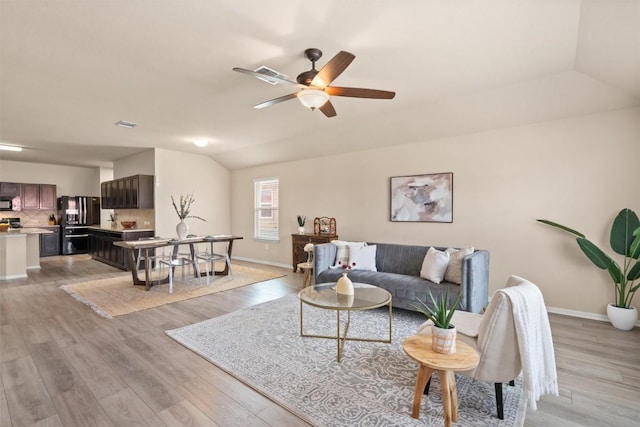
[298,283,392,362]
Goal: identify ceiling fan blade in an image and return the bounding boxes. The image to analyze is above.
[319,100,337,118]
[325,86,396,99]
[311,51,355,88]
[253,93,298,109]
[233,67,303,87]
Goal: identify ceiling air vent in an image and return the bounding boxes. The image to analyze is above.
[115,120,138,129]
[253,66,288,85]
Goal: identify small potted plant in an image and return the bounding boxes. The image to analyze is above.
[538,208,640,330]
[172,194,206,240]
[414,288,462,354]
[297,215,306,234]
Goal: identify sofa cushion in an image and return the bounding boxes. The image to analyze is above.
[349,244,377,271]
[371,243,431,276]
[444,247,474,284]
[316,269,460,307]
[420,247,450,284]
[330,240,366,269]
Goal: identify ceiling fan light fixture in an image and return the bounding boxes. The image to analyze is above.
[297,89,329,110]
[0,144,22,152]
[193,139,209,147]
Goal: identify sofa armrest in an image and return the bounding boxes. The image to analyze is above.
[461,249,490,313]
[313,243,337,284]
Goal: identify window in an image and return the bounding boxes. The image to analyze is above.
[254,178,279,240]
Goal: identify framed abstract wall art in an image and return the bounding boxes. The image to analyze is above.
[390,172,453,222]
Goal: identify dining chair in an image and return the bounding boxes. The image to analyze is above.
[158,244,202,294]
[135,237,169,271]
[196,241,232,285]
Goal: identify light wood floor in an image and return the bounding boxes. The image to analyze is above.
[1,255,639,427]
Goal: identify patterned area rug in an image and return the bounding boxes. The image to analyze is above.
[60,264,284,318]
[167,294,527,426]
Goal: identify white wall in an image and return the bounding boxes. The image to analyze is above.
[113,149,155,179]
[231,108,640,316]
[0,160,101,196]
[154,149,231,239]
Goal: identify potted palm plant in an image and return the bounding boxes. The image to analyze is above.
[414,288,462,354]
[537,208,640,330]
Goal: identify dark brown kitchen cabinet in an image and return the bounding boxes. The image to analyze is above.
[39,226,60,256]
[117,179,126,207]
[101,174,153,209]
[38,184,56,209]
[21,184,39,209]
[0,182,21,197]
[89,228,154,270]
[21,183,57,210]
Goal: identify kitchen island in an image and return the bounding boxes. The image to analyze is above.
[87,226,155,270]
[0,228,53,280]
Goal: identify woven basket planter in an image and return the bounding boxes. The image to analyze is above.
[432,325,457,354]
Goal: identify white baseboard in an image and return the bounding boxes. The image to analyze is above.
[232,256,292,270]
[546,305,640,327]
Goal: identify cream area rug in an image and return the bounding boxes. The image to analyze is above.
[167,295,527,427]
[60,264,284,318]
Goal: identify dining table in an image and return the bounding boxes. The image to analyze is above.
[114,235,243,290]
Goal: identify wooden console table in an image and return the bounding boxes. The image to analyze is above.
[291,233,337,272]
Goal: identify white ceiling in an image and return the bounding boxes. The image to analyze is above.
[1,0,638,170]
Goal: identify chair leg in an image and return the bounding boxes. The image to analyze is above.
[168,264,174,294]
[423,376,432,395]
[494,383,504,420]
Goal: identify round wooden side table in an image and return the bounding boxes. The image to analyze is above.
[296,262,313,287]
[403,334,479,427]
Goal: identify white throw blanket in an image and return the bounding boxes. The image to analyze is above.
[503,276,559,410]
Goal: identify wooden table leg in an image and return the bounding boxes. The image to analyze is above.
[448,371,459,422]
[439,370,452,427]
[303,268,311,287]
[216,240,234,276]
[412,365,434,419]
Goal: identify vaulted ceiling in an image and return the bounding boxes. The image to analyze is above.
[1,0,638,170]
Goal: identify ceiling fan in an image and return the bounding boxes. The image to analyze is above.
[233,48,395,118]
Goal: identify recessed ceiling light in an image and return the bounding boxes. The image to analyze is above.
[115,120,138,129]
[0,144,22,152]
[193,139,209,147]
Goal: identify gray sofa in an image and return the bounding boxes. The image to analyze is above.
[313,242,489,313]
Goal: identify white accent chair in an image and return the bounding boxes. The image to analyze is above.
[417,275,554,419]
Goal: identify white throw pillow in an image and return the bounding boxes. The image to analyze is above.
[348,245,377,271]
[444,247,474,284]
[330,240,367,269]
[420,247,450,284]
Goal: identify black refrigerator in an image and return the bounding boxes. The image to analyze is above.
[58,196,100,255]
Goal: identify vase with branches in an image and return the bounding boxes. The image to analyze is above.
[171,194,206,240]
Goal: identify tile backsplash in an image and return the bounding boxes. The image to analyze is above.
[6,210,57,227]
[110,209,155,229]
[3,209,155,229]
